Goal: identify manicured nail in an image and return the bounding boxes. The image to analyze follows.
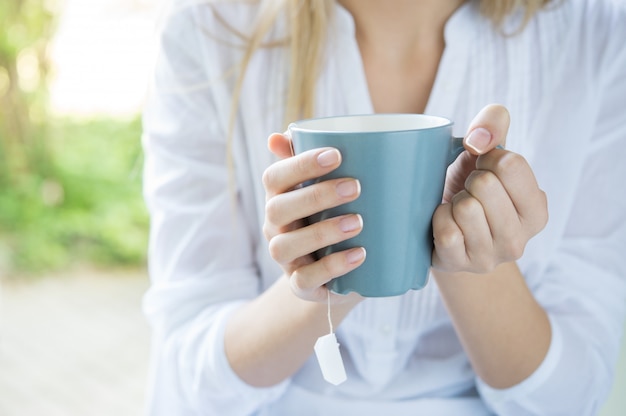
[317,149,340,167]
[339,214,362,232]
[336,179,360,197]
[346,247,366,264]
[465,128,492,154]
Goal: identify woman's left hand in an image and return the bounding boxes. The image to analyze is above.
[432,104,549,274]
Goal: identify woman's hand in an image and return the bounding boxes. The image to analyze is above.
[262,133,366,303]
[432,104,549,274]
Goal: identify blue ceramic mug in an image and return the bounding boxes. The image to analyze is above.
[289,114,464,297]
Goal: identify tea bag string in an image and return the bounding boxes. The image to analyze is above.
[327,289,333,334]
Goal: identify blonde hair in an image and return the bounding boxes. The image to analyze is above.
[228,0,552,130]
[221,0,332,200]
[480,0,552,30]
[227,0,332,137]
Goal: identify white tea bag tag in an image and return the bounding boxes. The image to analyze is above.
[314,333,347,386]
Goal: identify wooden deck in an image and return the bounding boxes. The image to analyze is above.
[0,269,150,415]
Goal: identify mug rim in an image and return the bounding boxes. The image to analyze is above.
[288,113,453,134]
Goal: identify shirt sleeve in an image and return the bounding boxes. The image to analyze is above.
[141,4,288,414]
[477,2,626,414]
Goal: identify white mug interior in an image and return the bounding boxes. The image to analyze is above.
[289,114,452,133]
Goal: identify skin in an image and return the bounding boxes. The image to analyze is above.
[225,0,550,390]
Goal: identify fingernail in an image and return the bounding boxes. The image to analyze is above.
[317,149,340,167]
[339,214,362,232]
[346,247,366,264]
[336,179,360,197]
[466,128,492,154]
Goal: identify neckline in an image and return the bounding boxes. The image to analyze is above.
[334,1,477,41]
[332,1,479,116]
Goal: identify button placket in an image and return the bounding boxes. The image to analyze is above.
[353,297,398,388]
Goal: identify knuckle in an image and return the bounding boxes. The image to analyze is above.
[264,197,282,225]
[431,204,450,229]
[453,194,483,220]
[434,223,463,251]
[267,235,287,264]
[500,236,526,261]
[308,184,326,208]
[262,222,274,241]
[536,191,549,230]
[512,241,525,259]
[261,167,275,190]
[522,190,549,236]
[311,224,329,247]
[295,153,311,175]
[289,270,314,298]
[320,254,342,278]
[289,272,306,296]
[467,170,498,193]
[497,152,527,175]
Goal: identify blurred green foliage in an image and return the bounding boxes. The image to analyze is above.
[0,0,56,181]
[0,1,148,276]
[0,117,148,276]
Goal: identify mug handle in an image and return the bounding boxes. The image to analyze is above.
[449,136,505,165]
[449,136,465,165]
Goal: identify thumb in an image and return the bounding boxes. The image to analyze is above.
[464,104,510,155]
[267,132,295,159]
[441,104,510,203]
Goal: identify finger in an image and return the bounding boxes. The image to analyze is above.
[432,202,466,270]
[450,190,495,271]
[268,132,295,159]
[290,247,366,302]
[464,104,510,155]
[265,178,361,232]
[442,151,478,203]
[464,169,523,261]
[268,214,363,265]
[262,147,342,197]
[476,150,548,236]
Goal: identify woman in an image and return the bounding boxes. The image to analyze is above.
[142,0,626,414]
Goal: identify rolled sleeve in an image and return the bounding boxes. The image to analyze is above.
[475,316,564,415]
[142,3,288,414]
[206,303,290,410]
[146,298,288,415]
[477,241,626,415]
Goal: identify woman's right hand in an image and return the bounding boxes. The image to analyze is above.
[262,133,366,303]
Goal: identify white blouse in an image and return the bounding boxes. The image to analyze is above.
[141,0,626,414]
